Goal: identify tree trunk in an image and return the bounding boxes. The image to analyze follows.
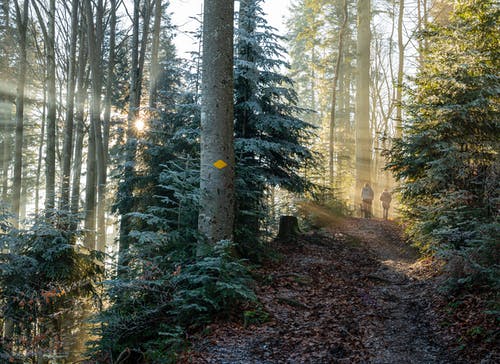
[84,0,106,251]
[84,117,97,249]
[59,0,79,212]
[70,26,88,226]
[99,0,117,251]
[45,0,57,212]
[197,0,235,250]
[277,215,300,241]
[103,0,116,164]
[355,0,372,201]
[328,0,348,189]
[135,0,152,108]
[83,0,106,250]
[395,0,404,138]
[35,87,46,216]
[12,0,29,224]
[119,0,141,264]
[149,0,162,109]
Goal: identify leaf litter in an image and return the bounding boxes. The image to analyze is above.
[181,218,495,363]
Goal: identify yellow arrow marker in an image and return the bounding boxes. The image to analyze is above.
[213,159,228,169]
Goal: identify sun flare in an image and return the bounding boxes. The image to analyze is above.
[135,118,145,132]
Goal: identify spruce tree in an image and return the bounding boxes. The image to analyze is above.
[387,0,499,286]
[235,0,315,254]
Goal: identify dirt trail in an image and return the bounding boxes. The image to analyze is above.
[182,218,455,364]
[339,218,452,364]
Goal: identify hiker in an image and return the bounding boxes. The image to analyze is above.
[361,183,374,218]
[380,188,392,220]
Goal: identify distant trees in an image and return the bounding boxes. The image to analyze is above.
[286,0,421,209]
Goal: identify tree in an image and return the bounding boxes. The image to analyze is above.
[395,0,404,137]
[234,0,315,255]
[12,0,29,223]
[198,0,235,248]
[83,0,107,250]
[32,0,57,212]
[387,0,499,283]
[119,0,153,260]
[355,0,372,198]
[59,0,79,212]
[328,0,348,187]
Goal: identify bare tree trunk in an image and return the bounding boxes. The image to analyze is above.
[84,117,97,249]
[35,87,46,216]
[45,0,57,212]
[395,0,404,138]
[32,0,57,212]
[328,0,348,189]
[1,126,9,202]
[103,0,116,164]
[355,0,372,200]
[119,0,141,264]
[149,0,162,109]
[198,0,235,250]
[83,0,106,250]
[70,27,88,225]
[12,0,29,224]
[59,0,79,211]
[136,0,152,108]
[0,0,11,203]
[99,0,117,251]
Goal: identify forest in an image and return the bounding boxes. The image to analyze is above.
[0,0,498,362]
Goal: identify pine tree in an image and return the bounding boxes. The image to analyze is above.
[387,0,499,286]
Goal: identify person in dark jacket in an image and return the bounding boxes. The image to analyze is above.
[380,188,392,220]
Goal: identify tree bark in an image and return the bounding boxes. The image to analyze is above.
[0,0,11,203]
[355,0,372,200]
[149,0,162,109]
[83,0,106,250]
[198,0,235,250]
[84,0,107,251]
[12,0,29,224]
[59,0,79,211]
[70,26,88,225]
[277,215,300,241]
[35,87,46,215]
[395,0,404,138]
[328,0,348,189]
[45,0,57,212]
[119,0,141,263]
[32,0,57,213]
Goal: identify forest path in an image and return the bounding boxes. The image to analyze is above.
[182,217,455,363]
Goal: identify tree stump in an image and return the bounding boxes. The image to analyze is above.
[277,215,300,241]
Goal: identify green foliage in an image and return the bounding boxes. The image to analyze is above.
[234,0,316,258]
[0,211,103,362]
[387,0,499,290]
[243,306,270,327]
[91,238,255,363]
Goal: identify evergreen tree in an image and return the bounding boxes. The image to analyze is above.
[0,211,103,362]
[387,0,499,287]
[235,0,315,255]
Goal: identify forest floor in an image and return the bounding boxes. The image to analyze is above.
[180,217,498,364]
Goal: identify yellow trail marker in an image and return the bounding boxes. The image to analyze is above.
[213,159,228,169]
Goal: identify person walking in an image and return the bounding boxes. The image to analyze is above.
[361,183,374,218]
[380,188,392,220]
